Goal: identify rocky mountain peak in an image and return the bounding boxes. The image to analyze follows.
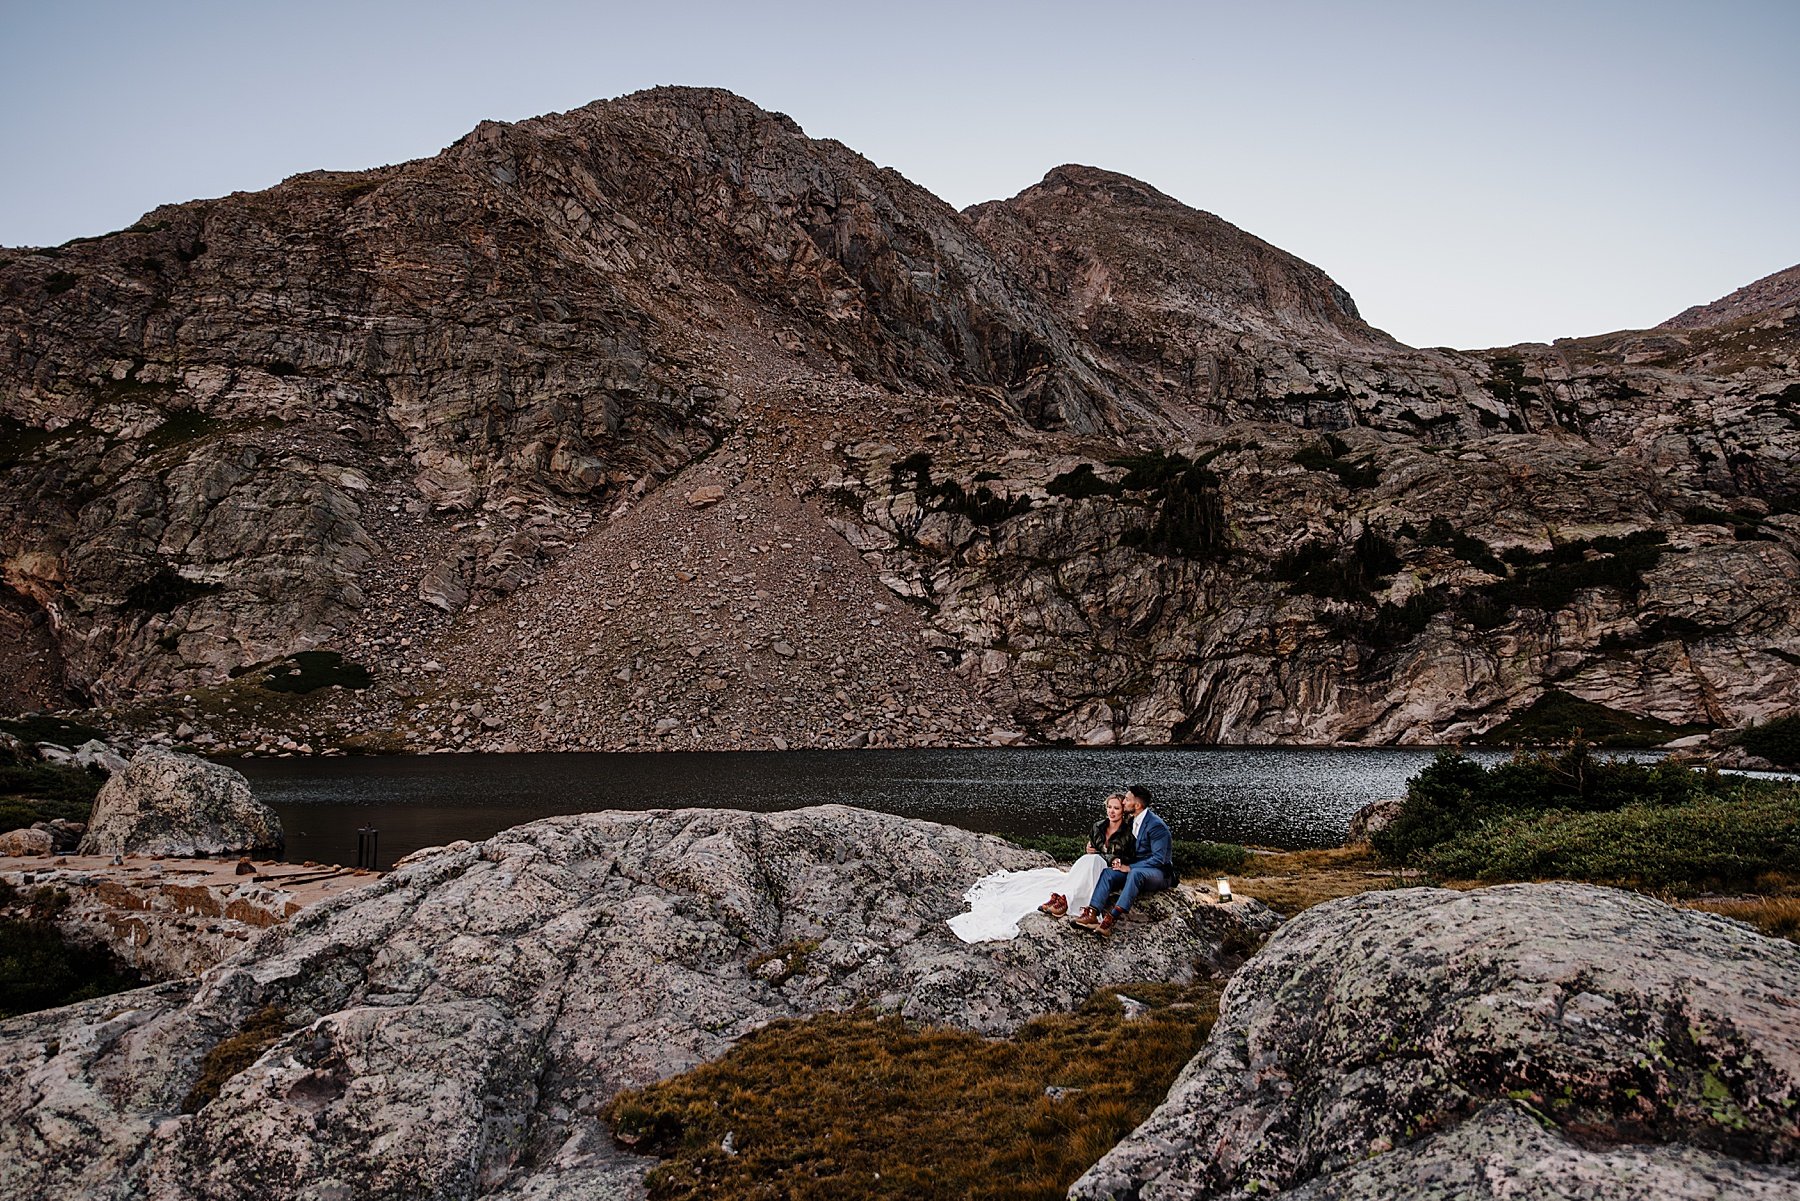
[1659,262,1800,330]
[1020,163,1184,207]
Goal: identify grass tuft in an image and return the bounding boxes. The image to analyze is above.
[605,982,1221,1201]
[182,1005,292,1112]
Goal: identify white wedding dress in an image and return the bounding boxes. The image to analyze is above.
[947,853,1110,942]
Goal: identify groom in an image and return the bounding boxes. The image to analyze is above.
[1074,784,1173,937]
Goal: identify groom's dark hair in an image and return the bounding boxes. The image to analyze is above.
[1126,783,1154,805]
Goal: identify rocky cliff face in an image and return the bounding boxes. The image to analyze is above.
[0,805,1253,1199]
[1073,884,1800,1199]
[1,86,1795,748]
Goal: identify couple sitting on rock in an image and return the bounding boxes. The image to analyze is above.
[1037,784,1176,937]
[944,783,1177,943]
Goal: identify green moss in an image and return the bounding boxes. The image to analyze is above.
[1480,690,1707,748]
[182,1006,292,1112]
[1739,715,1800,768]
[233,650,373,695]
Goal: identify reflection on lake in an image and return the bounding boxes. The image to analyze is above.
[239,746,1528,868]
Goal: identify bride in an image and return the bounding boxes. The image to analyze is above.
[948,792,1136,942]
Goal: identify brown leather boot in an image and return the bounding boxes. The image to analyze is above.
[1095,908,1122,936]
[1072,906,1101,928]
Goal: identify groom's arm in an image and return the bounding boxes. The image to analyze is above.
[1146,820,1173,870]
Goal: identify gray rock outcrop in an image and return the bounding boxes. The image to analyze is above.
[1071,883,1800,1200]
[0,804,1259,1200]
[75,748,282,858]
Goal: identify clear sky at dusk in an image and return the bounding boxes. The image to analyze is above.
[2,0,1794,349]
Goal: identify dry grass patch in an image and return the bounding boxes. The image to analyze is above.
[604,982,1221,1201]
[1686,874,1800,943]
[1232,846,1430,915]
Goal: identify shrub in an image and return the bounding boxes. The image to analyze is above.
[0,885,143,1018]
[1424,788,1800,896]
[122,566,219,614]
[233,650,373,695]
[1418,516,1506,575]
[1292,433,1381,489]
[1273,529,1401,604]
[0,714,107,748]
[1740,715,1800,768]
[1371,746,1790,896]
[1475,531,1667,620]
[0,761,103,829]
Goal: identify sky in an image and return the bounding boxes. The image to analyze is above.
[1,0,1795,349]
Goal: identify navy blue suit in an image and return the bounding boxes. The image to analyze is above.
[1087,809,1173,914]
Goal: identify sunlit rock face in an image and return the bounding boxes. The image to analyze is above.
[1,86,1794,746]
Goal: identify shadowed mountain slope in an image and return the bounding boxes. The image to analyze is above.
[1,87,1795,749]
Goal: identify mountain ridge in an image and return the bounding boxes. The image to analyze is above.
[1,86,1795,751]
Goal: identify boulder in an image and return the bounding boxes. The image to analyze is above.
[0,827,53,856]
[33,819,84,853]
[74,738,130,774]
[76,749,283,858]
[1344,798,1404,844]
[1072,883,1800,1200]
[0,805,1265,1200]
[685,484,727,508]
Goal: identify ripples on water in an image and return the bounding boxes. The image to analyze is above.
[239,746,1530,868]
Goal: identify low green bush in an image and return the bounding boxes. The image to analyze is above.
[1008,833,1248,876]
[0,761,103,829]
[1425,790,1800,895]
[1479,690,1708,748]
[1373,746,1796,896]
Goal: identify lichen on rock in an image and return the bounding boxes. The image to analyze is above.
[0,804,1259,1200]
[1071,882,1800,1200]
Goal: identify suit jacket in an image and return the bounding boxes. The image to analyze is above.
[1131,810,1175,875]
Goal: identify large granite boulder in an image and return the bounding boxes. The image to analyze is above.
[1072,883,1800,1200]
[76,749,282,858]
[0,805,1260,1200]
[0,827,53,856]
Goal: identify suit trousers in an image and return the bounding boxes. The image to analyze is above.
[1088,864,1170,914]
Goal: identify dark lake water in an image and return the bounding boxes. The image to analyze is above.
[239,746,1529,868]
